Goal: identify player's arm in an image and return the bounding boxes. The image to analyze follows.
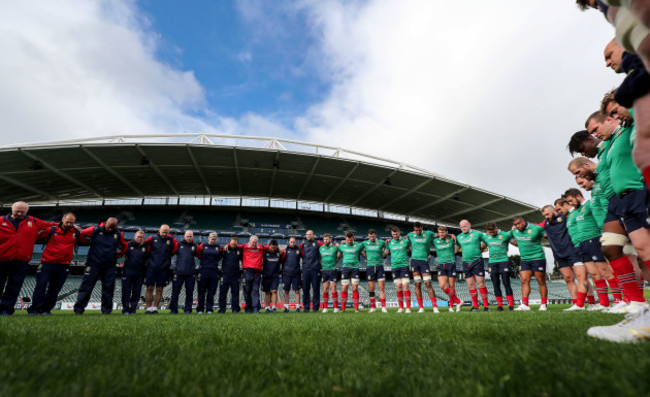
[196,243,203,259]
[117,233,128,258]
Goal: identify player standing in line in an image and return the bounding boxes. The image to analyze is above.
[554,198,599,310]
[196,232,221,315]
[406,222,439,313]
[0,201,57,315]
[539,206,579,308]
[385,227,412,313]
[218,237,242,314]
[121,230,148,315]
[28,213,79,315]
[361,229,387,313]
[456,220,489,311]
[563,186,620,310]
[168,230,198,315]
[511,216,548,312]
[481,222,515,311]
[319,233,339,313]
[281,237,302,313]
[74,218,127,315]
[337,232,363,312]
[432,226,463,312]
[144,224,178,314]
[262,240,281,313]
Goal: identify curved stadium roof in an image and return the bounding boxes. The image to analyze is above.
[0,134,540,229]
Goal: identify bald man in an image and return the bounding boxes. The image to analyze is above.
[0,201,57,315]
[73,217,127,314]
[455,219,489,311]
[144,224,178,314]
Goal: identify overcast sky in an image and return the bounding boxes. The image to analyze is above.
[0,1,623,208]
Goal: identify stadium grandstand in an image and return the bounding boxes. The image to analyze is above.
[0,134,571,310]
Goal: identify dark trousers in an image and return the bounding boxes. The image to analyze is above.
[0,260,30,314]
[74,262,117,314]
[121,272,144,313]
[169,274,195,313]
[29,263,69,314]
[196,270,219,312]
[219,275,240,312]
[302,268,321,311]
[243,268,261,312]
[492,272,513,298]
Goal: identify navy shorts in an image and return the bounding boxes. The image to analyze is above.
[341,267,360,281]
[410,259,431,275]
[145,267,169,287]
[437,263,457,277]
[462,258,485,277]
[488,261,511,274]
[619,187,650,233]
[392,266,410,279]
[520,259,546,273]
[578,238,606,262]
[262,274,280,292]
[282,274,301,291]
[604,194,624,225]
[555,257,578,269]
[321,269,338,283]
[366,265,385,281]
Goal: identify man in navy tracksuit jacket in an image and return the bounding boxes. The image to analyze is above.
[145,224,178,313]
[300,230,324,312]
[121,230,148,315]
[74,217,127,314]
[262,240,281,313]
[541,206,580,304]
[219,237,242,313]
[281,237,302,312]
[169,230,198,314]
[196,232,221,314]
[28,212,79,315]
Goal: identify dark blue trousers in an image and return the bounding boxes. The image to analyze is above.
[169,274,195,313]
[492,272,513,298]
[219,274,240,312]
[196,270,218,312]
[29,263,69,314]
[0,260,30,314]
[121,272,144,314]
[243,268,261,312]
[302,268,321,311]
[74,262,117,314]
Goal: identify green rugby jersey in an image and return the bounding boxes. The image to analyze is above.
[481,231,512,263]
[362,239,386,267]
[432,237,455,264]
[319,244,339,270]
[596,139,615,199]
[566,210,580,247]
[386,237,411,268]
[607,125,644,195]
[575,200,601,242]
[511,224,545,261]
[456,230,484,262]
[337,242,363,268]
[406,230,435,261]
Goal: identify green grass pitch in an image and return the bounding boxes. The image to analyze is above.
[1,305,649,397]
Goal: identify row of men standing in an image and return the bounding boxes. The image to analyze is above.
[0,202,325,314]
